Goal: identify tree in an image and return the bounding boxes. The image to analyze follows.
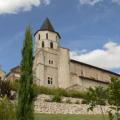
[17,26,35,120]
[108,77,120,120]
[83,86,108,120]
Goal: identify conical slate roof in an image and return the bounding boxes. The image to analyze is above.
[40,18,55,32]
[34,18,61,38]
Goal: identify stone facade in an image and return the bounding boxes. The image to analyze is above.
[33,18,70,89]
[33,18,120,91]
[6,66,20,82]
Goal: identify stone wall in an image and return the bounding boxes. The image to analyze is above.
[34,94,110,114]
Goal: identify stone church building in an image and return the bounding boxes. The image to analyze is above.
[33,18,120,91]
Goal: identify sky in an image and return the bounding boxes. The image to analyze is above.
[0,0,120,74]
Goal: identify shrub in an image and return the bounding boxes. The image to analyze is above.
[36,86,86,99]
[67,90,85,98]
[51,94,62,103]
[0,80,16,100]
[36,86,52,95]
[0,96,16,120]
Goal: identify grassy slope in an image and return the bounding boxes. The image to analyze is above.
[35,114,109,120]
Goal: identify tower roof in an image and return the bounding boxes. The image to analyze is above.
[40,18,55,32]
[34,18,61,38]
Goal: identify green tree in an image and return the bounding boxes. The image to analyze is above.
[108,77,120,120]
[83,86,108,120]
[17,26,35,120]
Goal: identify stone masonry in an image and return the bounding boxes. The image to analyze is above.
[34,94,110,114]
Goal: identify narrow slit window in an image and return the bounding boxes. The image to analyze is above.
[42,41,44,48]
[56,36,57,40]
[49,60,51,64]
[46,33,48,39]
[50,42,53,48]
[48,80,50,84]
[39,34,40,40]
[48,77,50,84]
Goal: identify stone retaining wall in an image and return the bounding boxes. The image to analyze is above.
[34,94,110,114]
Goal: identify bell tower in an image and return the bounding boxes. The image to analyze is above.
[33,18,61,87]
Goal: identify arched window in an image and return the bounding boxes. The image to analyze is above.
[42,41,44,48]
[46,33,48,39]
[38,34,40,40]
[50,42,53,48]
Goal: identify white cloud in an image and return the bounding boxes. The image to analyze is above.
[0,0,50,14]
[79,0,103,5]
[112,0,120,5]
[70,41,120,70]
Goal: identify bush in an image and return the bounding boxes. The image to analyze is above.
[36,86,86,99]
[0,80,16,100]
[36,86,53,95]
[0,96,16,120]
[51,94,62,103]
[67,90,85,98]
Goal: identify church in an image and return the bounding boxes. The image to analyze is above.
[33,18,120,91]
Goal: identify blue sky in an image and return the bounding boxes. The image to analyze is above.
[0,0,120,73]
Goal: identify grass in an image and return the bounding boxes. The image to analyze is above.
[35,114,109,120]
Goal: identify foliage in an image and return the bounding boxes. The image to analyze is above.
[0,96,16,120]
[83,86,108,120]
[10,80,19,92]
[108,110,114,120]
[51,94,62,103]
[0,79,16,100]
[83,86,108,108]
[108,77,120,120]
[36,86,85,99]
[17,26,35,120]
[67,90,85,98]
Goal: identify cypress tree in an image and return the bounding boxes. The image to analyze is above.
[17,26,34,120]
